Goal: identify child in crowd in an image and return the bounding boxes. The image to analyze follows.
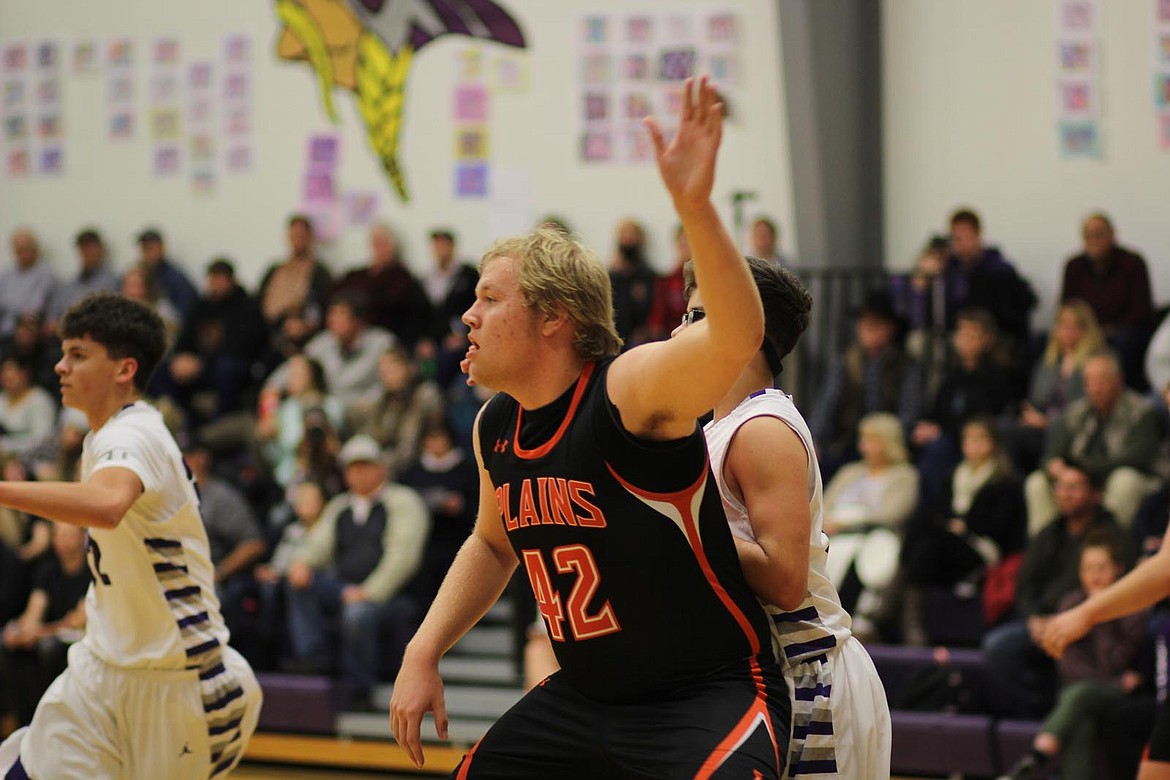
[999,530,1147,780]
[253,481,327,668]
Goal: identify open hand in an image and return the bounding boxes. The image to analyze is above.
[644,76,724,212]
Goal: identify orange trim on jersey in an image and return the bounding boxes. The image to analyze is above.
[606,460,762,657]
[454,736,483,780]
[694,659,781,779]
[513,362,595,460]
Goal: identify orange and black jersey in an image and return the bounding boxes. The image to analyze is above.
[479,358,774,704]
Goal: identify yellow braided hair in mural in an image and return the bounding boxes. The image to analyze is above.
[274,0,340,123]
[355,33,413,201]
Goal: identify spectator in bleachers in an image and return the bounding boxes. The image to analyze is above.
[156,258,268,426]
[997,530,1146,780]
[0,457,50,567]
[28,407,86,483]
[1024,351,1163,536]
[264,292,394,421]
[418,227,477,389]
[0,313,60,396]
[121,265,181,347]
[355,344,444,478]
[253,480,327,670]
[398,417,477,608]
[420,227,477,346]
[0,356,56,456]
[285,434,429,710]
[942,209,1037,384]
[1003,300,1104,474]
[822,412,919,639]
[0,228,55,340]
[607,218,656,349]
[183,440,267,658]
[44,228,120,335]
[901,235,948,336]
[749,215,788,267]
[808,290,921,480]
[285,404,346,503]
[0,456,52,661]
[134,227,198,321]
[1147,307,1170,427]
[644,225,691,343]
[445,379,495,456]
[257,355,344,489]
[331,223,431,350]
[1060,213,1157,390]
[0,522,89,726]
[885,237,951,404]
[981,460,1130,719]
[0,456,50,634]
[911,307,1017,503]
[901,416,1027,645]
[257,214,333,367]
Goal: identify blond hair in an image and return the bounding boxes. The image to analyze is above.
[858,412,909,465]
[481,227,623,361]
[1044,299,1105,367]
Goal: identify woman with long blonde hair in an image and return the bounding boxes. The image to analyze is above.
[1006,300,1104,472]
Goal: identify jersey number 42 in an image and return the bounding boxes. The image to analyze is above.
[522,545,621,642]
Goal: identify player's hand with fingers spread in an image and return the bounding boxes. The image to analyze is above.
[1039,604,1093,659]
[389,651,450,768]
[644,75,724,213]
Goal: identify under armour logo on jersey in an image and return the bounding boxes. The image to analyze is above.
[178,742,192,758]
[493,438,509,453]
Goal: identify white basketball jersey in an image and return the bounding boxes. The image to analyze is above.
[704,389,852,667]
[81,402,229,670]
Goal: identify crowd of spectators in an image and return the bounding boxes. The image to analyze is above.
[0,206,1167,747]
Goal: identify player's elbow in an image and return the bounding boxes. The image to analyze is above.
[772,581,807,612]
[88,493,134,529]
[756,575,807,613]
[88,503,124,529]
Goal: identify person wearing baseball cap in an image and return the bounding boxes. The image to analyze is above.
[808,288,922,481]
[284,433,430,710]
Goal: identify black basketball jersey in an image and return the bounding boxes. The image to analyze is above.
[479,359,773,704]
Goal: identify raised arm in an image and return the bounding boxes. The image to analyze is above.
[608,77,764,440]
[389,406,519,768]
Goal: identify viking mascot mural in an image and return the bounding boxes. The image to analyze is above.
[275,0,526,200]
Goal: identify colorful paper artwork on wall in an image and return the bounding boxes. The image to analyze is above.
[576,9,741,165]
[1055,0,1102,158]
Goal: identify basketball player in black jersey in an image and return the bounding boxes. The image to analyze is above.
[390,77,790,779]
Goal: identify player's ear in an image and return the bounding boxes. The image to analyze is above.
[540,306,570,337]
[115,357,139,386]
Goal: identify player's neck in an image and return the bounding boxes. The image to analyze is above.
[511,350,587,411]
[713,355,772,422]
[85,389,142,431]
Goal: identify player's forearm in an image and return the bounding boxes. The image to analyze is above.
[403,533,517,665]
[1079,549,1170,627]
[682,201,764,363]
[0,480,123,529]
[734,536,807,612]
